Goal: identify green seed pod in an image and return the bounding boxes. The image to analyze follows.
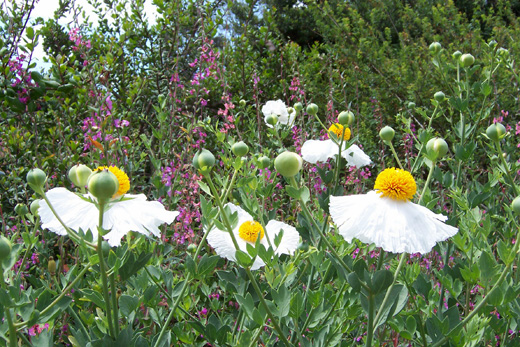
[512,197,520,215]
[68,164,92,188]
[429,42,442,54]
[306,103,318,116]
[232,141,249,157]
[0,236,12,261]
[274,151,303,178]
[27,168,47,192]
[486,123,507,142]
[293,102,303,112]
[338,111,355,126]
[460,53,475,68]
[258,156,270,169]
[87,169,119,202]
[379,126,395,143]
[30,199,41,217]
[14,203,29,217]
[434,91,445,102]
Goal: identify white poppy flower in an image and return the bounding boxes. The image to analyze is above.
[301,123,371,168]
[329,168,458,254]
[262,99,295,128]
[206,203,300,270]
[39,166,179,247]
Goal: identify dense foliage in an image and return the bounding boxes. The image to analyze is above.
[2,0,520,345]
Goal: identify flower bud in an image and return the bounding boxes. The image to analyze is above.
[87,169,119,202]
[293,102,303,112]
[379,126,395,143]
[488,40,497,48]
[15,203,29,217]
[452,51,462,60]
[434,91,445,102]
[274,151,303,178]
[407,102,416,109]
[338,111,355,126]
[48,256,57,275]
[193,149,216,171]
[187,244,197,253]
[27,168,47,192]
[30,199,41,217]
[287,107,295,115]
[258,156,270,169]
[306,103,318,116]
[0,236,12,261]
[429,42,442,54]
[265,113,279,126]
[426,137,449,160]
[239,99,247,107]
[68,164,92,188]
[512,197,520,215]
[232,141,249,157]
[460,53,475,68]
[486,123,507,142]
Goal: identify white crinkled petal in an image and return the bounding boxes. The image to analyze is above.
[265,220,300,255]
[262,100,289,127]
[329,191,458,254]
[341,144,372,168]
[102,194,179,246]
[301,139,337,164]
[39,188,99,238]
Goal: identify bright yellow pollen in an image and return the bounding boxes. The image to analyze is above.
[374,168,416,201]
[328,123,351,141]
[94,165,130,198]
[238,221,265,243]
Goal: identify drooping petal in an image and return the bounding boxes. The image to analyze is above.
[329,191,458,254]
[301,139,337,164]
[341,144,372,168]
[40,188,99,238]
[102,194,180,246]
[265,220,300,255]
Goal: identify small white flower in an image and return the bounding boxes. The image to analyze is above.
[329,168,458,254]
[262,99,295,128]
[206,203,300,270]
[39,167,179,247]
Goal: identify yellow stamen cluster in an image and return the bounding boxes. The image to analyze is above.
[94,166,130,198]
[238,221,265,243]
[374,168,416,201]
[328,123,351,141]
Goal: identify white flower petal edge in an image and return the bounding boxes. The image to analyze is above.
[39,188,180,246]
[206,203,300,270]
[301,139,371,168]
[329,191,458,254]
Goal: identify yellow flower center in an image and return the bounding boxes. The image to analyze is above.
[374,167,416,201]
[328,123,351,141]
[238,221,265,243]
[94,165,130,198]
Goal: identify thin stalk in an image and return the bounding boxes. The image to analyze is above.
[496,141,520,196]
[1,271,17,347]
[110,273,119,337]
[388,142,404,170]
[418,160,436,205]
[365,293,375,347]
[247,323,265,347]
[244,268,291,347]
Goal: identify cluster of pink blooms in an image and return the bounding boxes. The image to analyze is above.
[217,93,236,133]
[8,54,36,104]
[28,323,49,337]
[69,28,91,66]
[289,76,305,102]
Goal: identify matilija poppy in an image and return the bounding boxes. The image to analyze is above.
[206,203,300,270]
[329,168,458,254]
[262,99,295,128]
[39,166,179,247]
[301,123,371,168]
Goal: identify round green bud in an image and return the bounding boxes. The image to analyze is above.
[452,51,462,60]
[274,151,303,178]
[293,102,303,112]
[0,236,12,260]
[239,99,247,107]
[488,40,497,48]
[14,203,29,217]
[497,48,509,58]
[306,103,318,116]
[232,141,249,157]
[512,196,520,215]
[193,149,216,170]
[30,199,41,217]
[426,138,449,160]
[87,169,119,201]
[460,53,475,68]
[287,107,295,115]
[258,156,270,169]
[407,102,416,109]
[429,42,442,54]
[68,164,92,188]
[27,168,47,191]
[48,256,57,275]
[434,91,445,102]
[265,113,279,126]
[338,111,355,126]
[187,244,197,253]
[379,126,395,143]
[486,123,507,142]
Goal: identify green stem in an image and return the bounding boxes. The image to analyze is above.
[496,141,520,196]
[110,273,119,337]
[244,268,291,347]
[96,202,115,338]
[1,271,17,347]
[418,160,436,206]
[365,293,375,347]
[388,142,404,170]
[247,323,265,347]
